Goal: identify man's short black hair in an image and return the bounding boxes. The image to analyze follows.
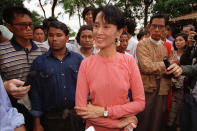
[47,21,69,36]
[33,26,44,33]
[93,5,125,30]
[82,6,95,20]
[43,17,58,30]
[3,6,32,24]
[76,25,93,45]
[150,14,168,26]
[125,18,136,35]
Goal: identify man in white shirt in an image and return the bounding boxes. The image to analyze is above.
[125,18,138,62]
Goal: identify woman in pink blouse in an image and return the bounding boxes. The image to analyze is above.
[75,5,145,131]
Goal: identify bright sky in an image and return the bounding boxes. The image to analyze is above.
[23,0,81,33]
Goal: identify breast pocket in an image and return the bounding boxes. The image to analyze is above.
[39,68,56,90]
[69,65,79,81]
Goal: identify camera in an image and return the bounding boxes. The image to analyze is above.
[163,56,170,68]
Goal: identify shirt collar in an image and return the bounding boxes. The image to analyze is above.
[46,48,71,57]
[10,38,38,51]
[149,36,161,45]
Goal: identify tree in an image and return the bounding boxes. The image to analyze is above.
[0,0,24,24]
[153,0,196,18]
[31,11,45,26]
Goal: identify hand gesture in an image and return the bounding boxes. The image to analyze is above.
[4,79,30,99]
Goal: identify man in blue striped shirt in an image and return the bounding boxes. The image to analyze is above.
[0,7,47,131]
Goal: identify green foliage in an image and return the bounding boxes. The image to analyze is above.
[31,11,45,26]
[0,0,24,24]
[153,0,194,18]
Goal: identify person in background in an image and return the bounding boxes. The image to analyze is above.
[75,5,145,131]
[1,6,47,131]
[137,31,146,41]
[166,26,175,44]
[33,26,45,43]
[136,14,180,131]
[41,17,58,50]
[75,25,96,58]
[181,24,195,35]
[124,18,138,61]
[82,6,95,27]
[116,31,130,55]
[167,33,187,131]
[29,20,84,131]
[177,25,197,131]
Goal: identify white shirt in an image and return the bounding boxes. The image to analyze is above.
[126,36,138,62]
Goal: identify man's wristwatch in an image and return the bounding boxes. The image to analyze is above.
[104,107,108,117]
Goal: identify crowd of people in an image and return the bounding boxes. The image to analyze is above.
[0,4,196,131]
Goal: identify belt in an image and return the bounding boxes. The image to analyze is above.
[45,109,75,119]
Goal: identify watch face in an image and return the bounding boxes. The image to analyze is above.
[104,111,108,117]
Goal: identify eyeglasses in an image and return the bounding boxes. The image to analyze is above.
[151,24,165,29]
[12,22,34,29]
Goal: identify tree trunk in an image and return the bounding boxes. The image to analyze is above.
[143,0,153,27]
[51,0,58,17]
[77,5,81,27]
[144,4,148,27]
[38,0,46,18]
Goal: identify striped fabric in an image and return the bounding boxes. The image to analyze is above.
[0,39,47,110]
[0,41,47,81]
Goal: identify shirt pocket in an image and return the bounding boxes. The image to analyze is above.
[39,69,56,93]
[69,65,79,80]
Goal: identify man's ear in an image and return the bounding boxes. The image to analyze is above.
[66,35,69,43]
[5,23,14,33]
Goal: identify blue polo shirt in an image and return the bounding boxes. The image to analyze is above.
[29,49,83,117]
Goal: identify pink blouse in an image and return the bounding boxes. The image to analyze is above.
[75,53,145,131]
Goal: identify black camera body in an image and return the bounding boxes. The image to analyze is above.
[163,56,170,68]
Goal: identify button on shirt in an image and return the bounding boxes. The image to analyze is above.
[29,49,83,117]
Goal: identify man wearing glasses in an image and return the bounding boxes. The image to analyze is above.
[0,7,47,131]
[136,14,180,131]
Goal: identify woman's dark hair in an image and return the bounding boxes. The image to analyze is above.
[3,7,32,24]
[82,6,95,20]
[93,5,125,30]
[173,33,187,50]
[76,25,93,45]
[47,21,69,36]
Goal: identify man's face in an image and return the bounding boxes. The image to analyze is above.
[33,28,45,43]
[149,18,165,41]
[182,27,191,35]
[8,14,34,40]
[80,29,93,49]
[48,27,68,51]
